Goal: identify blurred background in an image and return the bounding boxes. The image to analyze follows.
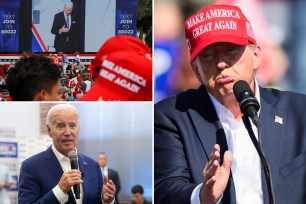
[154,0,306,102]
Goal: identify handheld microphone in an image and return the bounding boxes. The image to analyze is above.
[233,80,260,127]
[68,151,80,199]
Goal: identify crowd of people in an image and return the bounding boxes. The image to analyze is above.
[0,35,152,102]
[50,52,93,101]
[0,52,92,101]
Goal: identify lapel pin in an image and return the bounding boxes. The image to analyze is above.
[83,161,87,165]
[275,116,283,124]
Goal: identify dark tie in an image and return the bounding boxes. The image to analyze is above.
[66,16,70,42]
[66,15,69,29]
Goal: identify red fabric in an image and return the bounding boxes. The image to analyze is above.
[0,67,5,77]
[73,89,79,99]
[51,55,62,66]
[90,35,151,77]
[80,50,152,101]
[184,4,256,61]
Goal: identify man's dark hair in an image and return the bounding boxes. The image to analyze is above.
[6,55,61,101]
[131,184,144,194]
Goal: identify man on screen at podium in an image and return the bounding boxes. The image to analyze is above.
[51,2,79,52]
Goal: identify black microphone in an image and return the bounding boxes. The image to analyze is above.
[233,80,275,204]
[68,151,80,199]
[233,80,260,127]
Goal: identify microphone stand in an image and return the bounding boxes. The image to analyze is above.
[242,115,275,204]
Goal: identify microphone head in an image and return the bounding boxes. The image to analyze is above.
[68,151,78,160]
[233,80,254,100]
[233,80,259,115]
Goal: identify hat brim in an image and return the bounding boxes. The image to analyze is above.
[191,35,250,61]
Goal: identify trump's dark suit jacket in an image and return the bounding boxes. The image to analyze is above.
[155,85,306,204]
[51,11,78,52]
[18,146,104,204]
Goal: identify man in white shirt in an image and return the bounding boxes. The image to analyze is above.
[84,77,92,93]
[155,3,306,204]
[0,164,13,204]
[18,104,116,204]
[97,152,121,203]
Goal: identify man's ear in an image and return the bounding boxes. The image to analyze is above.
[191,60,203,84]
[253,45,262,70]
[33,90,46,101]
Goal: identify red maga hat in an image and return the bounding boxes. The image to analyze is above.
[90,35,151,76]
[185,4,256,61]
[81,50,152,101]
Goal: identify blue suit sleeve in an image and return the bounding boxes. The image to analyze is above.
[18,159,60,204]
[154,106,196,204]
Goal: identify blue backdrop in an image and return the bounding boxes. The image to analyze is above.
[115,0,137,37]
[0,0,19,52]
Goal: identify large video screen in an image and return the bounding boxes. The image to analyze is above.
[0,0,20,52]
[0,0,137,53]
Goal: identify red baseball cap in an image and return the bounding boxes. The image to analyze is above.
[185,4,256,61]
[80,50,152,101]
[90,35,151,77]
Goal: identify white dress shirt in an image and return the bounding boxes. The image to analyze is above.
[51,146,114,204]
[191,81,263,204]
[51,145,83,204]
[101,166,108,177]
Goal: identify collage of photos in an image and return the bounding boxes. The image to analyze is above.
[1,0,306,204]
[1,0,152,204]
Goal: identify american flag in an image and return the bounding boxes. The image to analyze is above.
[246,22,255,39]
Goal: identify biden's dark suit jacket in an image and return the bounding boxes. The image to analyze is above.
[18,146,104,204]
[51,11,78,52]
[155,84,306,204]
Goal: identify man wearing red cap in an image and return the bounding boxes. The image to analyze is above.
[155,4,306,204]
[80,35,152,101]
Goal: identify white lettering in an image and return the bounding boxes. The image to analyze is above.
[206,9,240,19]
[102,59,114,70]
[113,65,146,87]
[214,21,237,30]
[120,19,133,24]
[187,13,205,28]
[192,22,213,38]
[99,69,116,81]
[114,77,140,93]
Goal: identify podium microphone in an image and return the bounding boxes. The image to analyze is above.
[233,80,275,204]
[233,80,260,127]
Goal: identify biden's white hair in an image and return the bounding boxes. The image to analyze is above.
[46,104,79,126]
[64,1,73,8]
